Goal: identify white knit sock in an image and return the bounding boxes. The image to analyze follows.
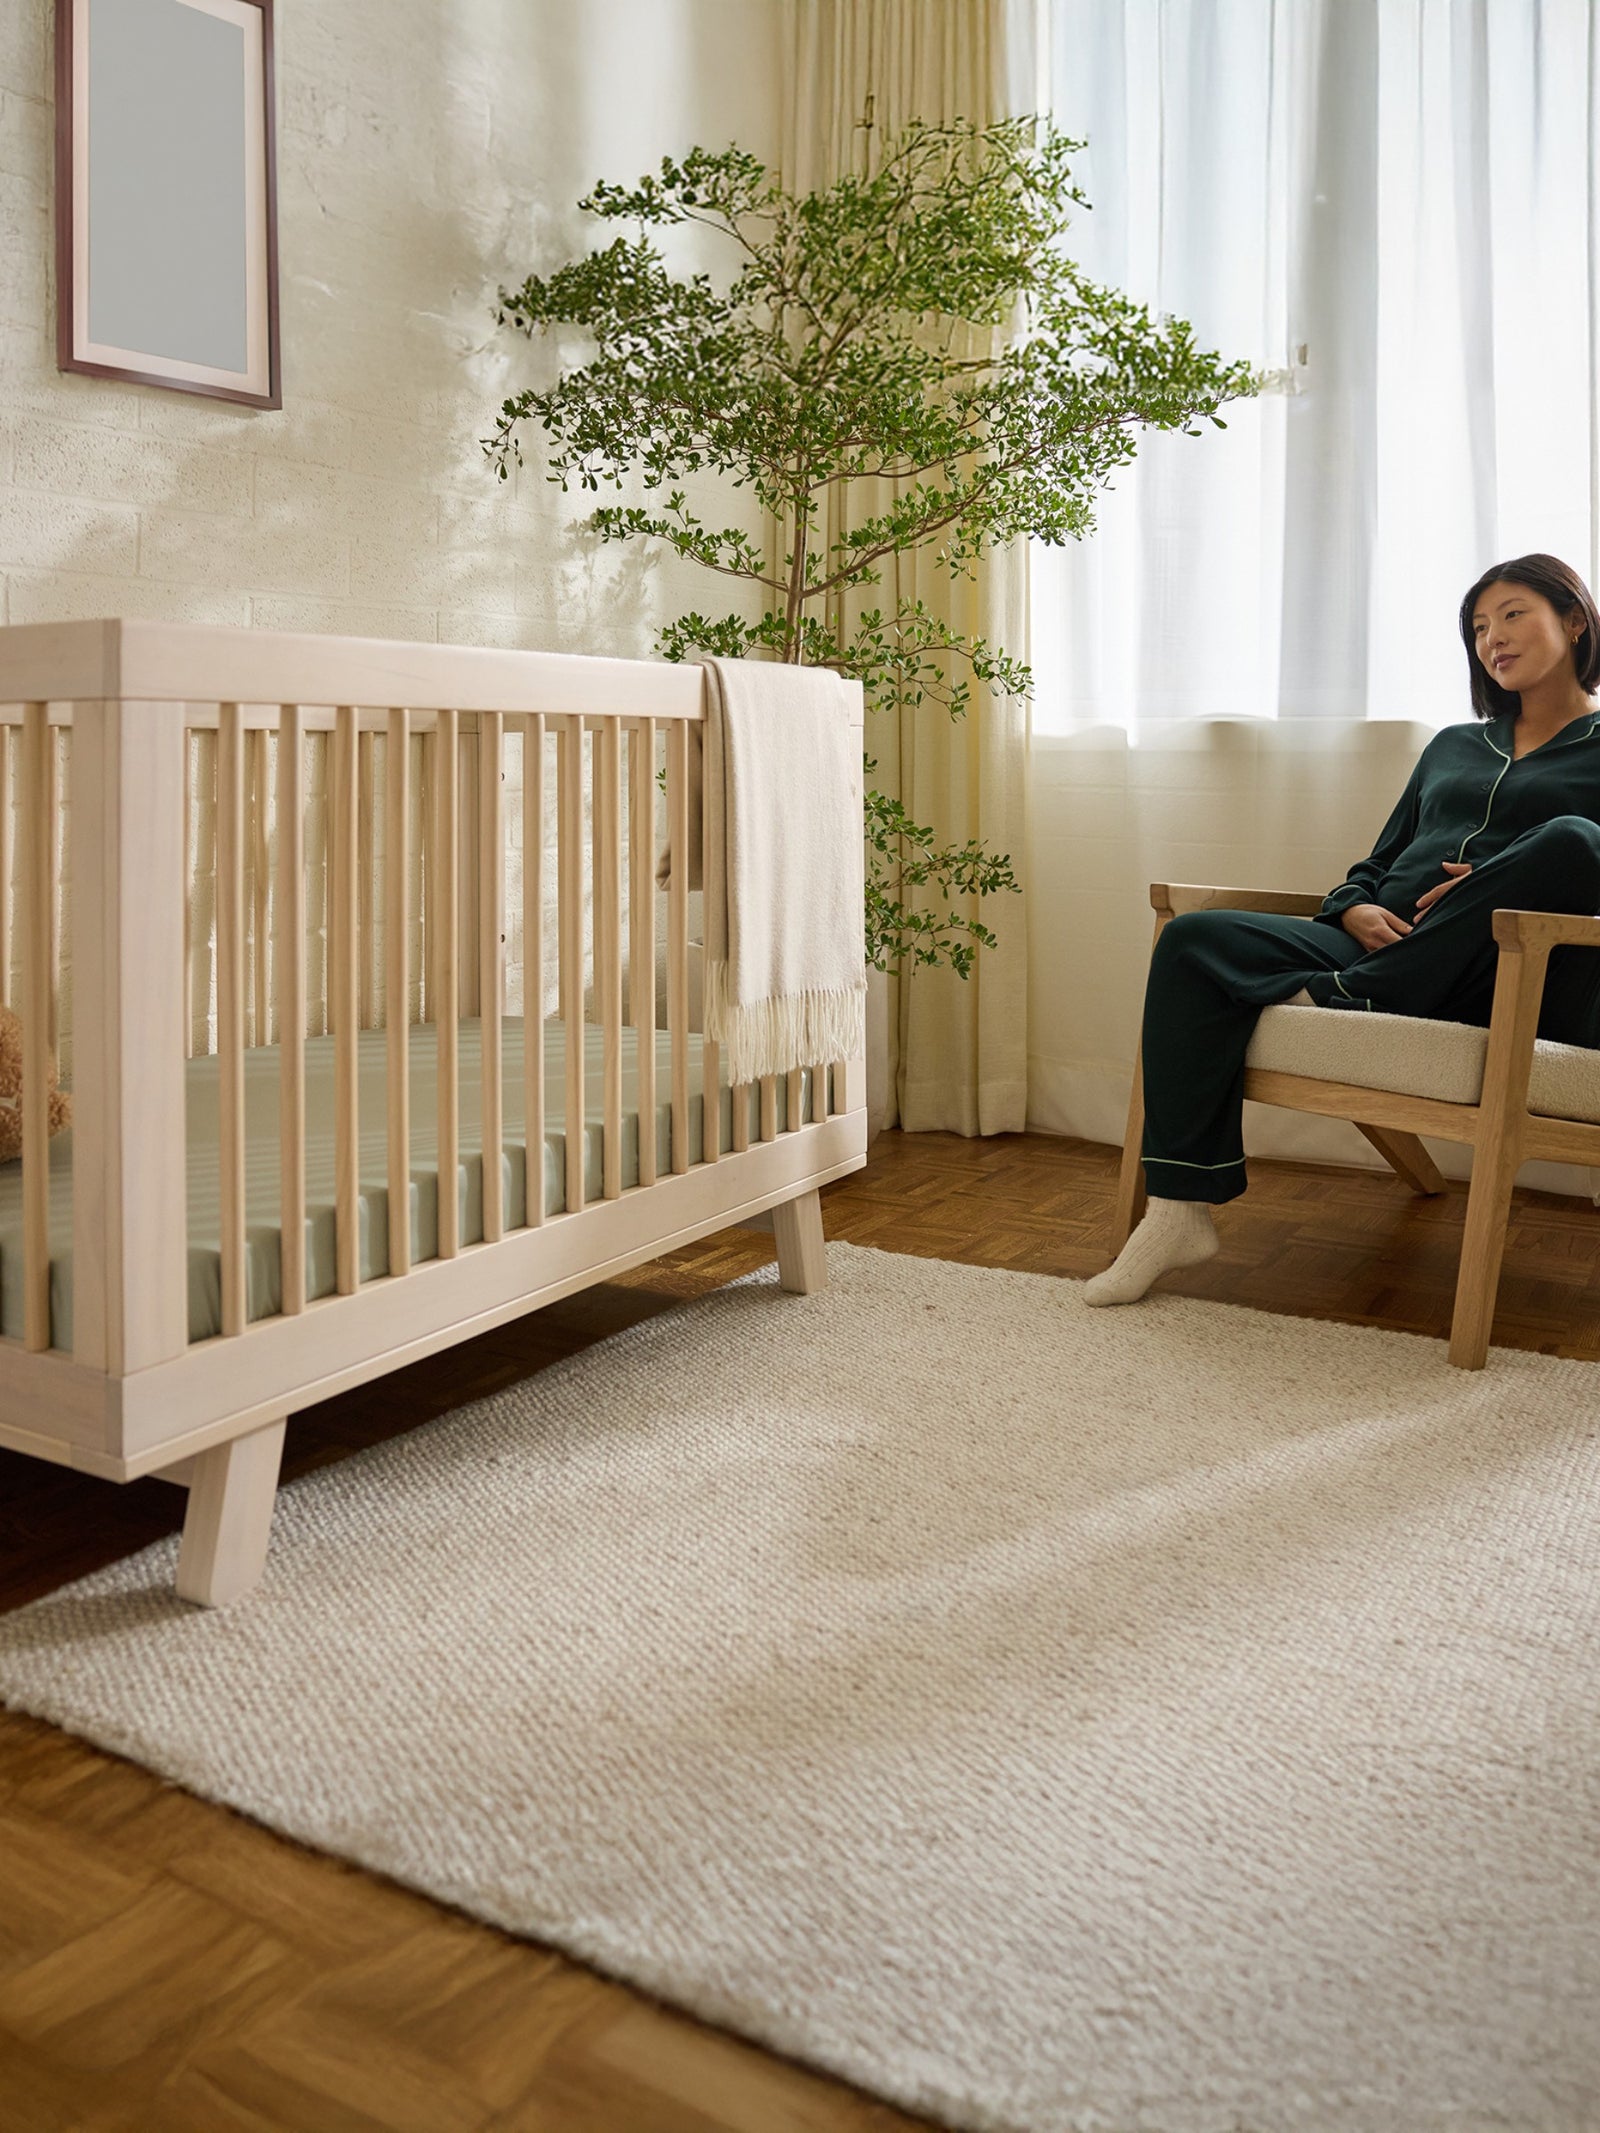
[1083,1198,1220,1306]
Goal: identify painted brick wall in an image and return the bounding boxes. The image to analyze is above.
[0,0,780,648]
[0,0,780,1074]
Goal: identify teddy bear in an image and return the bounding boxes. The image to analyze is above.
[0,1002,72,1163]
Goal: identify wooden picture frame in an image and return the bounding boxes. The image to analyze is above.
[55,0,280,409]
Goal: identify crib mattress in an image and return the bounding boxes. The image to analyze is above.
[0,1019,818,1351]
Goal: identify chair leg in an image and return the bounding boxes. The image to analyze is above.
[773,1188,827,1294]
[1356,1124,1447,1196]
[1110,1047,1148,1252]
[1448,937,1549,1369]
[1448,1154,1520,1370]
[174,1418,286,1607]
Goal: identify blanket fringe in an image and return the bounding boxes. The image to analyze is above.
[704,959,866,1086]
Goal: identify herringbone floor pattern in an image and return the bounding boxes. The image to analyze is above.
[4,1129,1600,2131]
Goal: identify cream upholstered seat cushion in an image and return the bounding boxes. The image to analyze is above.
[1244,1004,1600,1124]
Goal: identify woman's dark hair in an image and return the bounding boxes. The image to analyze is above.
[1458,553,1600,720]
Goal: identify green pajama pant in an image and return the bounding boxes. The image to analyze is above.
[1140,814,1600,1205]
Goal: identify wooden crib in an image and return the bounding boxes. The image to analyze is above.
[0,620,867,1604]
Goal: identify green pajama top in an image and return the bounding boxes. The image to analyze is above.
[1315,707,1600,929]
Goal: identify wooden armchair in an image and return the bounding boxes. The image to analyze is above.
[1113,883,1600,1369]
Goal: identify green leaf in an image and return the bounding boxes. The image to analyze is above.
[488,114,1260,979]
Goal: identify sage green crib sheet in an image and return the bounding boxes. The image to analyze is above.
[0,1019,818,1351]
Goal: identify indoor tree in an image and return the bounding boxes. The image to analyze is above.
[485,117,1264,977]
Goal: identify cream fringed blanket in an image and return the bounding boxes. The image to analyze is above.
[660,657,866,1085]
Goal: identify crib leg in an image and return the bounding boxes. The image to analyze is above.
[174,1418,287,1608]
[772,1188,827,1294]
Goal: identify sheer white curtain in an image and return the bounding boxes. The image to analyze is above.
[1029,0,1600,736]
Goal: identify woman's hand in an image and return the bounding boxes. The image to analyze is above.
[1341,903,1413,950]
[1412,859,1473,918]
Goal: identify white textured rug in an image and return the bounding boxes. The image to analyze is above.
[3,1243,1599,2133]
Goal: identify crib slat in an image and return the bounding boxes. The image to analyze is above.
[249,725,270,1045]
[700,717,720,1167]
[434,707,460,1257]
[357,727,375,1031]
[321,726,334,1039]
[182,735,193,1059]
[419,726,433,1023]
[217,702,248,1336]
[701,1047,721,1159]
[0,723,11,1009]
[523,713,546,1227]
[787,1066,804,1131]
[45,722,59,1056]
[558,717,585,1215]
[731,1078,750,1153]
[628,719,656,1189]
[760,1073,777,1142]
[666,719,689,1174]
[20,704,51,1352]
[598,717,622,1199]
[330,705,360,1295]
[479,709,504,1241]
[457,719,481,1022]
[590,733,602,1050]
[385,710,412,1279]
[277,706,307,1315]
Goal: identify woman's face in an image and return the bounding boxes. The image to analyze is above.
[1470,579,1582,694]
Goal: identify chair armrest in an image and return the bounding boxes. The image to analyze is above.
[1491,908,1600,954]
[1152,882,1326,919]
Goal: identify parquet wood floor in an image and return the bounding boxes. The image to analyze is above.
[4,1129,1599,2131]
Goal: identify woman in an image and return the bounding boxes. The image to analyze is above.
[1087,552,1600,1306]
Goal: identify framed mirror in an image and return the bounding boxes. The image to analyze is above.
[55,0,280,407]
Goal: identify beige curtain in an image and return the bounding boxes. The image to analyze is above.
[781,0,1033,1135]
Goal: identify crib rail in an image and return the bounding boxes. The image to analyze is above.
[0,620,863,1383]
